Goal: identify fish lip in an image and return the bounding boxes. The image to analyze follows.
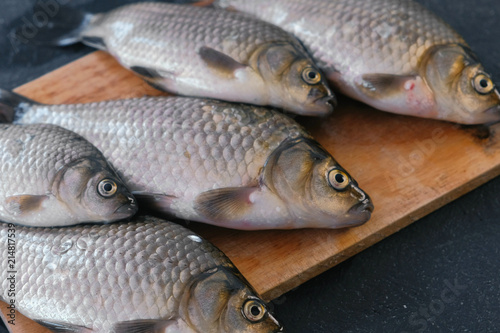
[315,94,337,110]
[300,95,336,116]
[271,322,284,333]
[348,200,374,215]
[114,197,138,216]
[484,104,500,115]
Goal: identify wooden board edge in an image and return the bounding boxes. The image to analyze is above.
[13,60,88,94]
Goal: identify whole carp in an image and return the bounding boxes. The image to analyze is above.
[215,0,500,124]
[0,123,136,227]
[0,216,282,332]
[34,2,335,116]
[0,90,373,230]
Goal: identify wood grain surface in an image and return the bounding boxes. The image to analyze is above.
[0,300,51,333]
[4,47,500,333]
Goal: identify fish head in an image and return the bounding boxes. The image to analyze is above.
[183,266,283,332]
[262,137,373,229]
[255,42,336,116]
[423,44,500,124]
[54,158,137,222]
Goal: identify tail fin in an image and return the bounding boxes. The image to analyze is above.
[16,5,91,46]
[0,90,38,123]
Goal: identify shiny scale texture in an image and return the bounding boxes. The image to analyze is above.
[88,2,303,84]
[0,124,106,216]
[16,97,307,219]
[215,0,465,76]
[0,216,233,332]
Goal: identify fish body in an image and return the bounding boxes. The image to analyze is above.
[215,0,500,124]
[39,2,334,115]
[0,216,282,332]
[0,123,136,227]
[1,91,373,230]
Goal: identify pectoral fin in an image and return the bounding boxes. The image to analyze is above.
[359,73,418,98]
[130,66,163,80]
[81,36,107,50]
[35,320,91,333]
[113,319,174,333]
[199,46,247,78]
[357,73,438,117]
[5,195,49,216]
[130,66,175,92]
[132,192,177,214]
[194,187,257,222]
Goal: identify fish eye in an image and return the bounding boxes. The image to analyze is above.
[302,67,321,85]
[472,73,495,95]
[328,169,350,191]
[97,179,118,197]
[242,299,267,322]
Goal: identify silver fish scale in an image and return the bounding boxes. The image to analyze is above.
[0,124,103,203]
[1,216,233,331]
[89,2,302,77]
[216,0,465,75]
[17,98,307,209]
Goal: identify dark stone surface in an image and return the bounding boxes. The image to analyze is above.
[0,1,498,332]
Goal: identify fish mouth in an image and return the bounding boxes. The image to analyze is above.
[299,95,336,116]
[348,200,374,217]
[479,105,500,125]
[315,94,337,111]
[268,312,284,332]
[484,104,500,115]
[114,196,138,216]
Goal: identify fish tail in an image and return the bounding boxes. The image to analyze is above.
[17,4,92,46]
[0,89,38,123]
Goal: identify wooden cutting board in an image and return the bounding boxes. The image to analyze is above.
[13,49,500,298]
[5,42,500,333]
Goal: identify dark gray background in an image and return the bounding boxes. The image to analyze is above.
[0,1,499,332]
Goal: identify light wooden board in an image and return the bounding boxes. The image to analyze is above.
[5,50,500,331]
[0,300,51,333]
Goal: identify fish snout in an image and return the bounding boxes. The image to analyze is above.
[274,325,285,332]
[327,94,338,109]
[472,103,500,125]
[484,104,500,116]
[318,93,337,111]
[323,84,338,109]
[114,195,138,217]
[305,86,337,115]
[297,94,335,116]
[348,198,374,214]
[348,185,374,221]
[350,184,367,202]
